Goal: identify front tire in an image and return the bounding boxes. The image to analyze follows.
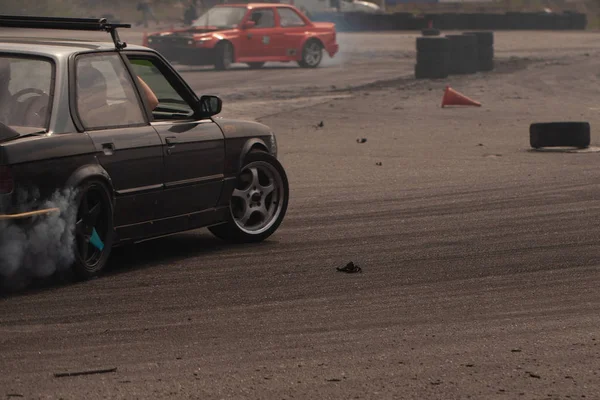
[72,179,114,280]
[214,41,234,70]
[298,40,323,68]
[209,151,289,243]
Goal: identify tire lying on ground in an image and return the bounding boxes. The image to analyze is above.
[415,37,450,79]
[529,122,591,149]
[447,34,478,75]
[464,31,494,71]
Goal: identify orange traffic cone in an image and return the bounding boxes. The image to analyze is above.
[142,31,148,47]
[441,86,481,108]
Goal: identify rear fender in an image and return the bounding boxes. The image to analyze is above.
[300,36,325,50]
[65,164,114,204]
[298,36,326,59]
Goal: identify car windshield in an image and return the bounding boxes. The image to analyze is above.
[191,6,247,29]
[0,55,53,131]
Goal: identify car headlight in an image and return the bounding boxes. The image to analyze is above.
[269,133,277,158]
[195,37,212,47]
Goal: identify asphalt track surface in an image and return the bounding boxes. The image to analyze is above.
[1,28,600,399]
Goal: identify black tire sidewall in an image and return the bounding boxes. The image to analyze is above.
[529,122,590,149]
[214,41,233,70]
[72,179,114,280]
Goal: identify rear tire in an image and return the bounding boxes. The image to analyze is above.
[71,179,114,280]
[209,151,289,243]
[298,40,323,68]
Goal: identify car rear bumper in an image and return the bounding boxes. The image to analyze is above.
[326,43,339,57]
[0,207,60,222]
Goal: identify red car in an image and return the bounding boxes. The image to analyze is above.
[144,3,339,70]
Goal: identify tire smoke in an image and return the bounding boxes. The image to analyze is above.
[0,188,78,289]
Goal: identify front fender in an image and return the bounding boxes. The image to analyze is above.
[239,138,269,168]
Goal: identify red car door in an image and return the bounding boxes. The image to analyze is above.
[237,7,279,60]
[273,7,310,58]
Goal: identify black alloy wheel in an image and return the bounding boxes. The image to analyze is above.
[73,180,114,279]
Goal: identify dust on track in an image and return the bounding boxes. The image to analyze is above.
[1,29,600,399]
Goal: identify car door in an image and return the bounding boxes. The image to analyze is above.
[73,52,164,232]
[123,52,225,220]
[273,7,310,58]
[238,7,278,60]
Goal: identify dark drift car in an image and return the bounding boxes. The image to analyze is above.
[0,16,289,281]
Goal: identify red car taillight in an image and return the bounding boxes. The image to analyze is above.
[0,166,14,194]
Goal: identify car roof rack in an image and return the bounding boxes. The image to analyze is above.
[0,15,131,50]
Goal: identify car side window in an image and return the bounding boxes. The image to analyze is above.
[126,56,195,121]
[250,9,275,28]
[75,53,146,130]
[277,8,306,27]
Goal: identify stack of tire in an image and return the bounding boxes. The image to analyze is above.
[415,31,494,79]
[464,31,494,71]
[415,36,450,79]
[446,34,478,75]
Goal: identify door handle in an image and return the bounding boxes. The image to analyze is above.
[165,137,178,147]
[102,142,115,155]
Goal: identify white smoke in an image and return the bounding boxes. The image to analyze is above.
[0,188,79,290]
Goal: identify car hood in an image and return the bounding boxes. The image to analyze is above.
[151,26,235,38]
[213,118,272,139]
[351,0,381,10]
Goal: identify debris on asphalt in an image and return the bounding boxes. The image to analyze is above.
[337,261,362,273]
[54,367,117,378]
[6,394,23,398]
[511,349,522,353]
[376,162,382,166]
[317,121,324,128]
[326,378,342,382]
[527,371,541,379]
[357,138,367,143]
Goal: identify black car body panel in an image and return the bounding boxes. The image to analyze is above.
[0,33,280,246]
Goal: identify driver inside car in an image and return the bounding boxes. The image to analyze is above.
[137,75,158,112]
[77,63,159,128]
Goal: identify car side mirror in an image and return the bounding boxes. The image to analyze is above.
[198,95,222,118]
[242,20,256,29]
